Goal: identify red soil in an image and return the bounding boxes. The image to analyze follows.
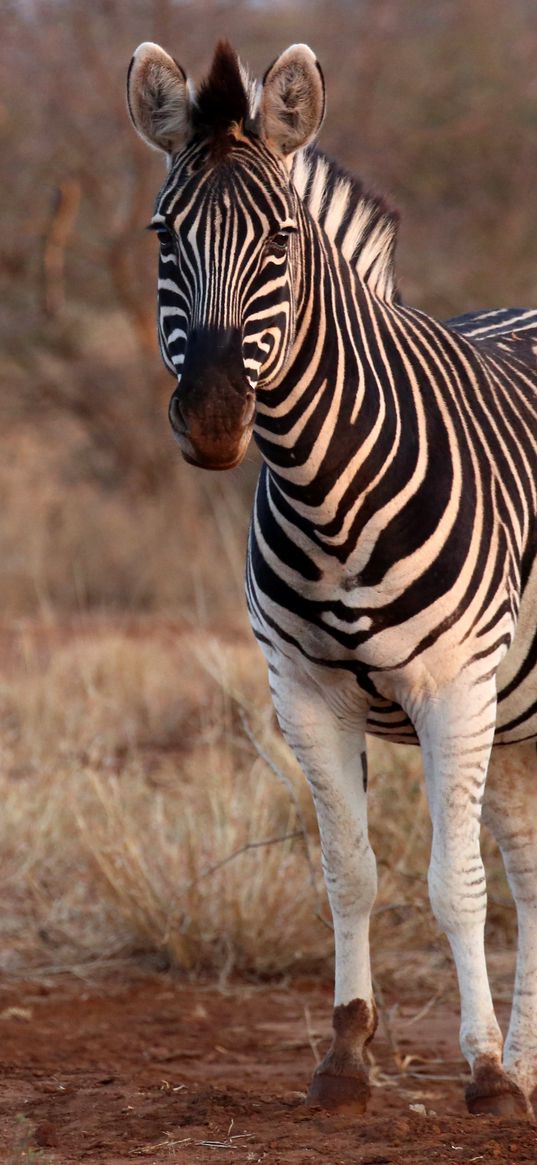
[1,976,536,1164]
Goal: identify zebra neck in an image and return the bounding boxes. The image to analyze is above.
[253,225,398,512]
[291,147,399,303]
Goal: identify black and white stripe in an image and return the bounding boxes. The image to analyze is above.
[128,38,537,1119]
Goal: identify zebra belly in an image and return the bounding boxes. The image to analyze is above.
[301,632,537,748]
[495,556,537,744]
[365,561,537,746]
[247,522,537,747]
[262,650,537,748]
[249,598,537,749]
[365,701,418,744]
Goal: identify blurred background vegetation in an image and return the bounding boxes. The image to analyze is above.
[0,0,528,979]
[2,0,537,618]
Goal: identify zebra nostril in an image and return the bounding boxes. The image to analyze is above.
[169,394,187,434]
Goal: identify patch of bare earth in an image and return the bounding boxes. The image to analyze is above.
[1,977,536,1164]
[0,618,529,1162]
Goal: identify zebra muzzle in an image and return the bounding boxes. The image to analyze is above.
[170,398,255,470]
[168,327,256,470]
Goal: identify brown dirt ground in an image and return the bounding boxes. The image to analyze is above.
[1,976,536,1164]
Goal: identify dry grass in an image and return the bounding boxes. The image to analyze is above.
[0,622,321,976]
[0,415,255,619]
[0,0,525,1018]
[0,620,515,999]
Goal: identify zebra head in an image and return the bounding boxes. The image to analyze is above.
[127,40,325,469]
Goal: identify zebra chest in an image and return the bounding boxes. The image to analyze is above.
[250,549,398,675]
[247,525,513,713]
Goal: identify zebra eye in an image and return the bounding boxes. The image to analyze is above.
[147,221,175,243]
[267,229,293,253]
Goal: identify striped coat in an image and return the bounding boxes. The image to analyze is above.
[128,39,537,1118]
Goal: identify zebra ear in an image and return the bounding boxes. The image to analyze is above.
[259,44,325,159]
[127,42,193,154]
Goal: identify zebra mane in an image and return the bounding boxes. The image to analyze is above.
[194,40,252,140]
[291,148,400,302]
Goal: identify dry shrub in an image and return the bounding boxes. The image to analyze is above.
[0,416,255,618]
[0,1,523,1005]
[7,632,206,766]
[0,626,326,976]
[0,622,515,997]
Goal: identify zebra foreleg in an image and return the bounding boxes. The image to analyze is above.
[270,672,376,1114]
[482,742,537,1116]
[415,682,529,1118]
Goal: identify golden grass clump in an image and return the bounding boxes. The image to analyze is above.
[0,625,325,976]
[0,621,515,995]
[0,417,255,620]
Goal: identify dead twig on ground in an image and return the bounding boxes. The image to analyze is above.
[191,832,303,884]
[303,1004,321,1066]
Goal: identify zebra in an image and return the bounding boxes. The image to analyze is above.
[127,39,537,1118]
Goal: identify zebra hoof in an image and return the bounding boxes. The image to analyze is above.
[465,1057,532,1119]
[466,1088,531,1119]
[306,1069,370,1115]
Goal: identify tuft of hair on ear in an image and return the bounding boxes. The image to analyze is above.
[193,40,249,138]
[127,43,192,154]
[260,45,325,158]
